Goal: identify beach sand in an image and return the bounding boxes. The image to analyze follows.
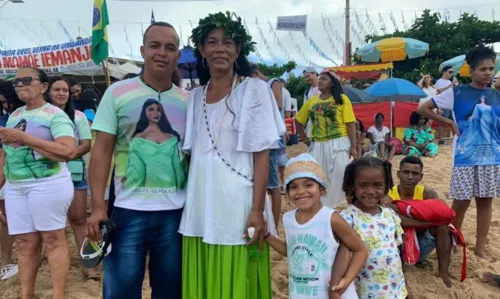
[1,143,500,298]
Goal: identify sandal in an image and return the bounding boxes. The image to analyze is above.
[0,264,19,281]
[82,266,103,281]
[415,259,431,269]
[482,272,500,288]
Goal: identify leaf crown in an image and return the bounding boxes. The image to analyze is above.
[191,11,256,59]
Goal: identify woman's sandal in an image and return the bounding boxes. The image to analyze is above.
[82,266,102,281]
[482,272,500,288]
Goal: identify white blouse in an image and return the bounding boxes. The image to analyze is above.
[179,77,286,245]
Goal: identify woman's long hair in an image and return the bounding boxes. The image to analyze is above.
[47,76,75,122]
[421,75,434,89]
[322,72,344,105]
[0,80,24,113]
[196,50,252,85]
[132,98,180,141]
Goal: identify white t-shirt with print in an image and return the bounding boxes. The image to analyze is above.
[367,125,390,143]
[92,77,189,211]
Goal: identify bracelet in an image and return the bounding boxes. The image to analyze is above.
[264,232,271,239]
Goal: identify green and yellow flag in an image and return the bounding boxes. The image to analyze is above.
[91,0,109,65]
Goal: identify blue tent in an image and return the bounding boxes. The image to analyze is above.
[178,46,197,83]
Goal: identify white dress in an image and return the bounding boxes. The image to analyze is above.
[179,78,286,245]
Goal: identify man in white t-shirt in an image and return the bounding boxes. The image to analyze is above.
[249,64,284,228]
[434,65,458,144]
[366,113,396,161]
[302,67,320,103]
[302,67,320,138]
[279,78,292,118]
[277,78,293,193]
[86,22,187,298]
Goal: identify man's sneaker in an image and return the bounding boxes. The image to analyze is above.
[0,264,18,280]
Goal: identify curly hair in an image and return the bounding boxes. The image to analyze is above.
[342,157,394,203]
[466,45,496,71]
[409,111,422,126]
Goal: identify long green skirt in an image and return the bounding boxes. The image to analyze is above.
[182,236,272,299]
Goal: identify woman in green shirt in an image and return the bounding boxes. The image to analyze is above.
[0,67,77,298]
[47,76,95,279]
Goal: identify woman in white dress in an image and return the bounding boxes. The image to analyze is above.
[179,12,285,298]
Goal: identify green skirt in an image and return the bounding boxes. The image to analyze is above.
[182,236,272,299]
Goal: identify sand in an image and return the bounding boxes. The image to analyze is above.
[1,143,500,299]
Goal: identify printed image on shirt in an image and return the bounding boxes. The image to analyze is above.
[287,233,330,297]
[455,95,500,165]
[15,119,27,132]
[123,98,186,191]
[309,102,343,139]
[340,205,407,299]
[3,104,75,181]
[92,77,189,209]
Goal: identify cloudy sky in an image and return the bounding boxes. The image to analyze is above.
[0,0,498,67]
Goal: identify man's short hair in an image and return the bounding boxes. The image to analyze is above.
[279,78,286,83]
[399,156,424,171]
[442,65,453,74]
[143,21,180,46]
[68,77,80,87]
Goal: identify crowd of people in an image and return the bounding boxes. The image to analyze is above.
[0,10,499,299]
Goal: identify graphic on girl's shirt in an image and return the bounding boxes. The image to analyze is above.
[341,205,407,299]
[455,95,500,165]
[122,98,187,192]
[310,102,342,138]
[287,233,330,297]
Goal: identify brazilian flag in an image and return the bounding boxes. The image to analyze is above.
[91,0,109,65]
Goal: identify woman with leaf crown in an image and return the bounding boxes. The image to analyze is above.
[179,11,285,299]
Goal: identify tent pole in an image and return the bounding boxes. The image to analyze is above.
[390,101,393,138]
[101,59,111,87]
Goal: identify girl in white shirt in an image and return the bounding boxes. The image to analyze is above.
[264,153,367,299]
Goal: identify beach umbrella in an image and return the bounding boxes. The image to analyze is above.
[342,86,375,103]
[355,37,429,63]
[439,54,500,77]
[178,46,197,84]
[364,78,427,102]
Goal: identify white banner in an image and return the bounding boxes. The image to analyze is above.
[276,15,307,32]
[0,37,95,75]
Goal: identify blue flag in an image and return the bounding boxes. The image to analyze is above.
[151,10,156,24]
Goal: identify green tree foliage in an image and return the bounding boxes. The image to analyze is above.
[256,61,296,79]
[357,9,500,82]
[285,75,309,108]
[255,60,309,108]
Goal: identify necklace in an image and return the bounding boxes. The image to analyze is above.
[197,75,253,183]
[196,75,238,152]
